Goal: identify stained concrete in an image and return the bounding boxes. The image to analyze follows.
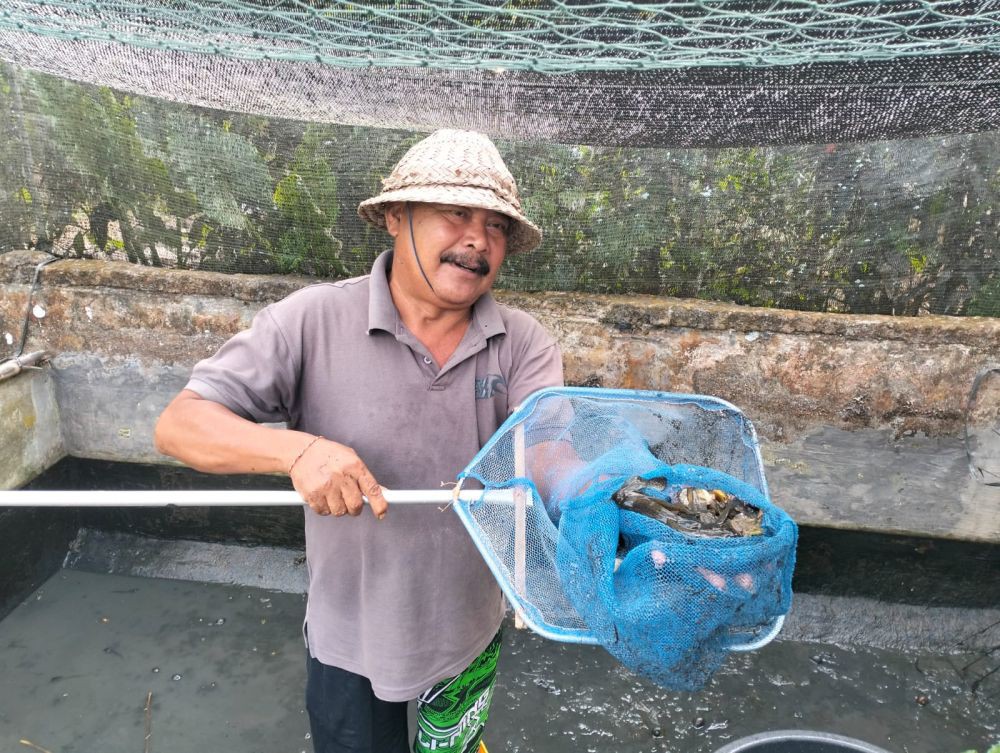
[5,250,998,443]
[0,505,77,621]
[0,367,63,489]
[49,352,190,464]
[764,427,1000,543]
[2,251,999,542]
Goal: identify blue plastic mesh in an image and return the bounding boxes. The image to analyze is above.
[455,387,798,689]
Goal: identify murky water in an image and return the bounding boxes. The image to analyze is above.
[495,624,998,753]
[0,569,996,753]
[0,570,310,753]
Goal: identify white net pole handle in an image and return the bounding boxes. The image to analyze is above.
[0,489,515,507]
[513,421,528,630]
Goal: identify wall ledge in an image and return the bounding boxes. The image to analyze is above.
[3,251,997,346]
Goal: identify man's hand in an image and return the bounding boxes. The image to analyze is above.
[289,437,389,519]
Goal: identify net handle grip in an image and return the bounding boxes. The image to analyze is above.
[0,489,516,507]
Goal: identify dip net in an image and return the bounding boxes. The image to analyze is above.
[455,387,797,689]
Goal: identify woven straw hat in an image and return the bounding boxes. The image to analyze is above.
[358,129,541,255]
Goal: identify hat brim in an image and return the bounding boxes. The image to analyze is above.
[358,185,542,255]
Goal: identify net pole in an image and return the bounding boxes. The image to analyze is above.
[514,421,528,630]
[0,489,516,507]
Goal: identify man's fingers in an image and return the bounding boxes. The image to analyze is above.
[341,479,365,517]
[323,486,348,517]
[306,492,332,516]
[361,473,388,520]
[292,443,385,520]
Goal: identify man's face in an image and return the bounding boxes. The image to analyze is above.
[385,202,510,310]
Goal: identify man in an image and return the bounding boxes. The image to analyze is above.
[154,129,564,753]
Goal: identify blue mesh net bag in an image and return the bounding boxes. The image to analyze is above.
[454,387,798,690]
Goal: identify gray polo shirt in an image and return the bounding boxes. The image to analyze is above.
[186,250,563,701]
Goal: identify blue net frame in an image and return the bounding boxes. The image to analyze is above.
[454,386,798,689]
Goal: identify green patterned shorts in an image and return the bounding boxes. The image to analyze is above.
[413,629,502,753]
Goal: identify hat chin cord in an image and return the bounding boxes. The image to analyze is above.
[407,202,436,295]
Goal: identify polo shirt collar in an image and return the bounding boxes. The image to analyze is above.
[367,251,398,334]
[367,250,507,340]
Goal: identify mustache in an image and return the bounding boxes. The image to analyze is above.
[440,250,490,276]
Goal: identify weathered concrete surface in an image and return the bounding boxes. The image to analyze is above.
[0,367,74,620]
[0,367,64,489]
[50,353,191,463]
[66,528,309,594]
[2,251,999,542]
[509,291,998,442]
[4,250,994,442]
[764,427,999,543]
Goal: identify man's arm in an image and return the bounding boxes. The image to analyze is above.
[155,389,388,518]
[155,389,304,475]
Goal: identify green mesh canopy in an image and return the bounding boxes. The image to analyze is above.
[1,1,999,146]
[1,2,999,316]
[5,1,999,71]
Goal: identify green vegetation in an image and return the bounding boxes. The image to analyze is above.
[1,63,997,317]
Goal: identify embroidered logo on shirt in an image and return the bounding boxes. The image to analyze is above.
[475,374,507,399]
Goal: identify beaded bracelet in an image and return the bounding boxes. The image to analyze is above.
[288,435,323,475]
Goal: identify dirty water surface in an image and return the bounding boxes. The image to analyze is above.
[0,569,997,753]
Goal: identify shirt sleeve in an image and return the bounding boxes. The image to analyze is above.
[505,319,564,413]
[184,304,299,425]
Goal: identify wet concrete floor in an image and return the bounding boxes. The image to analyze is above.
[0,568,997,753]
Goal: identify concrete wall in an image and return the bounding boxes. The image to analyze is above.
[2,250,999,543]
[0,365,63,489]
